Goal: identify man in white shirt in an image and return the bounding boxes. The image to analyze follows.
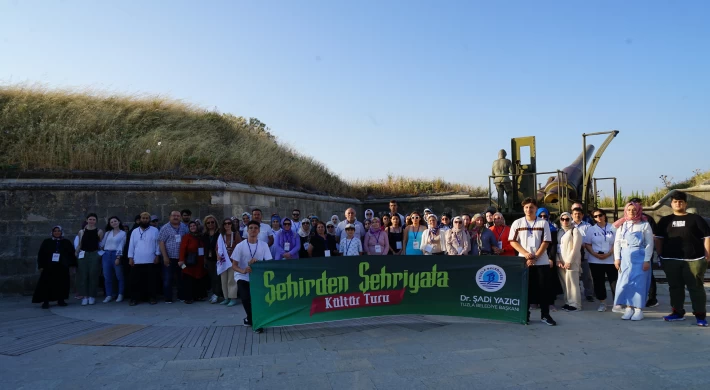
[572,206,594,303]
[232,221,273,334]
[508,198,556,326]
[242,208,274,246]
[336,208,365,242]
[127,212,161,306]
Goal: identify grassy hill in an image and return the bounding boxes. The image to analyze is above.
[0,86,486,199]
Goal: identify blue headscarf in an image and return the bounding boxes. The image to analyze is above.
[536,207,557,232]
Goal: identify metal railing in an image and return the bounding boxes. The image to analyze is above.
[488,170,569,214]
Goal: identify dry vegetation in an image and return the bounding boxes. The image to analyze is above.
[0,86,482,199]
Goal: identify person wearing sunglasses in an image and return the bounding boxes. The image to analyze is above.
[584,209,619,312]
[508,198,556,326]
[402,211,426,255]
[556,212,583,312]
[297,219,312,258]
[446,216,471,255]
[217,218,241,306]
[291,209,302,232]
[273,218,299,260]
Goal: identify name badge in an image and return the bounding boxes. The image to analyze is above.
[620,239,628,248]
[412,241,420,250]
[324,250,331,257]
[497,241,503,249]
[175,235,181,243]
[304,243,310,250]
[181,263,186,269]
[52,253,61,262]
[78,251,85,259]
[424,244,433,253]
[284,242,290,251]
[457,247,463,255]
[396,241,402,250]
[198,248,204,256]
[375,245,382,253]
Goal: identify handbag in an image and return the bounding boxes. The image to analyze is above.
[186,252,197,266]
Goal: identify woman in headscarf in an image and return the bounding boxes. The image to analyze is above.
[537,207,562,310]
[297,218,312,258]
[556,212,583,312]
[364,217,389,255]
[490,212,515,256]
[239,212,251,237]
[178,221,208,304]
[269,214,282,257]
[446,216,471,255]
[217,217,240,306]
[364,209,375,221]
[32,226,77,308]
[613,202,654,321]
[274,218,300,260]
[421,214,446,255]
[330,215,341,227]
[469,214,499,255]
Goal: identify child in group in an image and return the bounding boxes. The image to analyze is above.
[339,224,363,256]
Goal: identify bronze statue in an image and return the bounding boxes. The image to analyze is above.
[492,149,513,210]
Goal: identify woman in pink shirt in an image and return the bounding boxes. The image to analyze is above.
[364,217,389,255]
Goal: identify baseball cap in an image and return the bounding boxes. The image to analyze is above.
[345,223,355,230]
[150,215,159,221]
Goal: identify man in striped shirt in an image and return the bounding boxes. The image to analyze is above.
[508,197,556,326]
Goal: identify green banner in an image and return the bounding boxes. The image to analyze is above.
[250,255,528,328]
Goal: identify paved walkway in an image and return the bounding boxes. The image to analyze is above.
[1,283,709,389]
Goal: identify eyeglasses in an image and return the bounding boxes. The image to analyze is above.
[303,222,310,225]
[327,226,335,229]
[206,221,215,225]
[292,213,300,216]
[494,217,502,220]
[412,217,420,220]
[283,223,291,226]
[223,222,232,225]
[539,215,548,219]
[454,221,462,224]
[560,218,571,221]
[593,214,604,218]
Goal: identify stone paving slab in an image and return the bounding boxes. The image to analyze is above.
[1,283,709,389]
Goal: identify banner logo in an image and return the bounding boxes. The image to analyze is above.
[476,264,506,292]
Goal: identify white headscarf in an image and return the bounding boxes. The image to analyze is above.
[330,214,341,225]
[364,209,375,221]
[298,218,311,238]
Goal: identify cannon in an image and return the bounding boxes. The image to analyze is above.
[542,144,595,203]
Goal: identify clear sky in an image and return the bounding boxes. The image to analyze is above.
[1,0,708,199]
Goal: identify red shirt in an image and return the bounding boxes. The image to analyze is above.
[179,234,206,279]
[490,225,515,256]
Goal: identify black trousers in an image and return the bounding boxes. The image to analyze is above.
[130,264,156,301]
[237,280,252,324]
[648,273,657,301]
[180,274,206,302]
[589,263,618,301]
[528,265,552,319]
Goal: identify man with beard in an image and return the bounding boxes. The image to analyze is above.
[127,212,161,306]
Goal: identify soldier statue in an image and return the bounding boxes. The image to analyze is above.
[492,149,513,211]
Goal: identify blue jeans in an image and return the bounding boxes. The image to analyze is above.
[163,258,182,301]
[101,250,124,297]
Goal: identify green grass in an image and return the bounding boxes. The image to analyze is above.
[0,86,484,199]
[596,169,710,207]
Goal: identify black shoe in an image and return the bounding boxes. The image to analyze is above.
[253,328,264,334]
[564,306,578,312]
[646,299,659,308]
[129,300,137,306]
[541,316,557,326]
[243,318,252,327]
[57,300,67,307]
[41,302,49,309]
[561,304,571,310]
[586,296,595,303]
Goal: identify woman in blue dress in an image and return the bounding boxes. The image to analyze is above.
[402,211,426,255]
[613,202,654,321]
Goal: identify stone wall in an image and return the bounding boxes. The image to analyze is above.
[0,179,362,295]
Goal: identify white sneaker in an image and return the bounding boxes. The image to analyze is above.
[597,303,606,312]
[612,305,624,313]
[103,296,113,303]
[116,294,123,303]
[81,298,88,306]
[621,307,634,320]
[209,295,218,304]
[631,308,644,321]
[88,297,96,305]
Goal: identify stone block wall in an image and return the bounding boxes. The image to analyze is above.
[0,179,361,295]
[364,195,492,220]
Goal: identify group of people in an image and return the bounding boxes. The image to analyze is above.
[32,194,709,332]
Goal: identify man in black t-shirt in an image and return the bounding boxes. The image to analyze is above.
[654,192,710,327]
